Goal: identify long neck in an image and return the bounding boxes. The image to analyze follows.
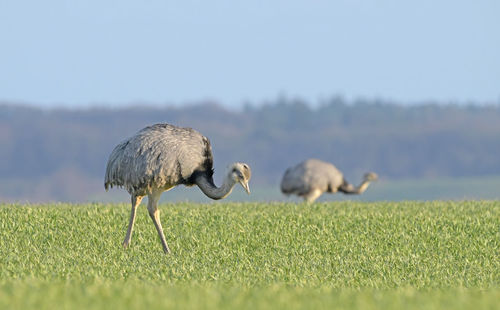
[340,179,372,194]
[195,173,237,200]
[354,180,372,194]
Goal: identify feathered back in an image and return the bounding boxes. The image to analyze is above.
[105,124,214,195]
[280,159,344,195]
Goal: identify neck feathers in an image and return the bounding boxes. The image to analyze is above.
[195,173,236,200]
[355,180,371,194]
[339,178,372,194]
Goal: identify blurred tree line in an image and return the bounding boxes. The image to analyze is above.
[1,98,500,201]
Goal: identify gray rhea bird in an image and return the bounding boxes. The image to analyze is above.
[104,123,251,254]
[280,159,377,203]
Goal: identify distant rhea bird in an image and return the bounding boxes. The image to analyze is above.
[280,159,377,203]
[105,123,251,254]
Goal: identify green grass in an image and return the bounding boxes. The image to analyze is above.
[1,201,499,309]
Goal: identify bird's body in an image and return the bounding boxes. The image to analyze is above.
[105,124,214,195]
[281,159,377,203]
[105,123,251,254]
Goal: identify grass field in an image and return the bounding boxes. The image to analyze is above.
[1,201,499,309]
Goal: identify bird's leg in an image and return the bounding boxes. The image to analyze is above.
[304,189,322,204]
[123,195,143,248]
[147,191,171,254]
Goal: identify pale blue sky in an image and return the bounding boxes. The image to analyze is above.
[0,0,499,107]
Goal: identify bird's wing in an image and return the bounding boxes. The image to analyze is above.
[136,124,212,185]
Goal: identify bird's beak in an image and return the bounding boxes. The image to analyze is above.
[240,180,250,194]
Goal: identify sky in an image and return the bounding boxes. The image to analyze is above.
[0,0,499,108]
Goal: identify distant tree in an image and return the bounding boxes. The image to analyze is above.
[1,98,500,201]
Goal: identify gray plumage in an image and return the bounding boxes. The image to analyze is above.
[280,159,378,203]
[105,123,251,254]
[105,124,214,194]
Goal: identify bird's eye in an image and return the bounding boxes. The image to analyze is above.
[232,168,237,173]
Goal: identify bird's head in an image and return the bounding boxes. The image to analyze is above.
[363,172,378,182]
[229,162,251,194]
